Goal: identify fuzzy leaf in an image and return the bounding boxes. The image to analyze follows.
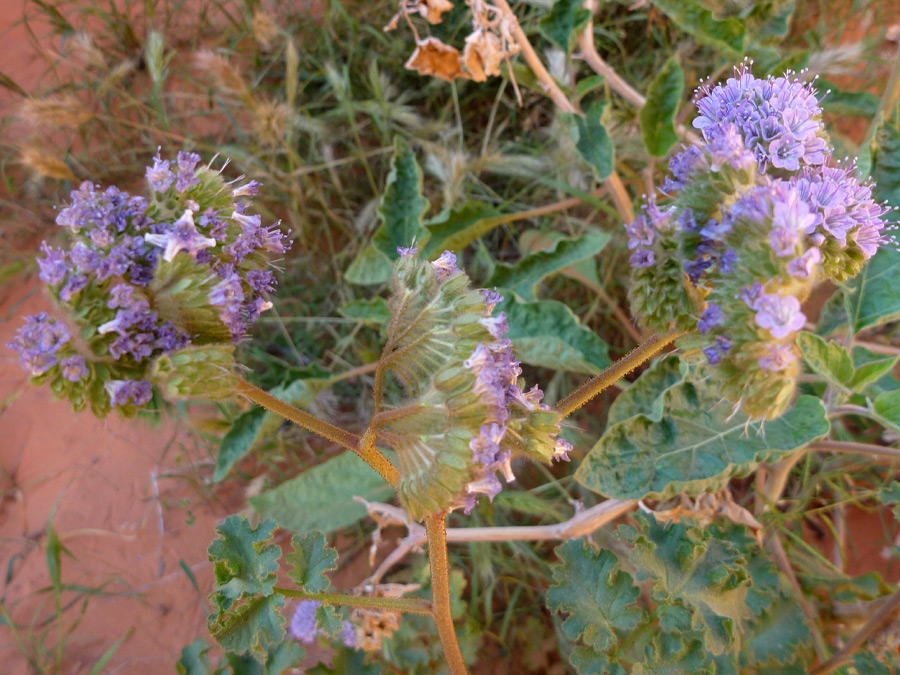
[338,297,390,325]
[209,594,286,662]
[873,389,900,433]
[626,514,749,655]
[651,0,745,58]
[797,331,854,390]
[223,640,306,675]
[576,382,829,500]
[565,101,614,180]
[848,354,899,390]
[635,633,713,674]
[176,639,215,675]
[372,138,429,260]
[744,0,796,42]
[285,532,337,593]
[878,481,900,518]
[640,58,683,157]
[547,541,645,652]
[250,451,394,534]
[344,244,393,285]
[539,0,591,53]
[214,407,267,483]
[209,517,280,609]
[498,295,610,374]
[843,120,900,332]
[422,202,505,257]
[606,355,684,426]
[487,231,610,301]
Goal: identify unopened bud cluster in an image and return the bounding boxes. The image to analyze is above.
[8,152,289,415]
[379,250,570,519]
[628,64,892,418]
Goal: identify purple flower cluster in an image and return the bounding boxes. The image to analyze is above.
[626,197,672,268]
[460,283,570,513]
[7,313,72,376]
[10,151,289,413]
[693,62,827,172]
[289,600,356,648]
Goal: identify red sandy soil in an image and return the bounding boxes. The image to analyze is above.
[0,275,237,673]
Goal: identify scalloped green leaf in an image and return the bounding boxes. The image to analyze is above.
[344,243,392,286]
[843,120,900,332]
[250,451,394,534]
[651,0,745,58]
[635,633,713,674]
[879,481,900,518]
[607,355,684,426]
[539,0,591,53]
[498,295,611,374]
[547,541,645,652]
[209,594,286,662]
[285,532,337,592]
[372,138,429,260]
[797,331,854,390]
[176,639,215,675]
[487,231,610,301]
[565,101,614,180]
[208,516,280,610]
[626,514,750,656]
[640,58,683,157]
[576,383,829,500]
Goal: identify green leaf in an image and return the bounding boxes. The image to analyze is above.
[547,541,645,652]
[209,594,287,661]
[874,389,900,432]
[498,295,610,374]
[878,481,900,518]
[843,120,900,333]
[487,231,610,301]
[626,514,749,655]
[372,138,429,260]
[539,0,591,53]
[635,633,713,674]
[565,101,614,180]
[250,451,395,534]
[315,603,343,638]
[422,202,505,257]
[338,297,390,325]
[176,639,214,675]
[744,0,796,42]
[576,382,830,500]
[215,407,267,482]
[640,58,684,157]
[308,646,383,675]
[576,74,606,100]
[209,517,280,609]
[797,331,854,390]
[224,640,306,675]
[814,79,880,118]
[651,0,745,58]
[344,244,393,286]
[285,532,338,592]
[848,353,899,390]
[607,355,684,426]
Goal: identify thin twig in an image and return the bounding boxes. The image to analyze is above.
[811,586,900,674]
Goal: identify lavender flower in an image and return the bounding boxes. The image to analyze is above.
[698,303,725,334]
[625,213,655,249]
[289,600,320,644]
[482,288,503,312]
[754,293,806,339]
[37,244,68,285]
[7,313,70,375]
[629,249,655,268]
[768,187,819,257]
[702,335,732,365]
[146,153,175,192]
[431,250,461,281]
[105,379,152,406]
[787,247,821,278]
[758,343,797,372]
[175,151,201,192]
[144,209,217,261]
[60,355,89,382]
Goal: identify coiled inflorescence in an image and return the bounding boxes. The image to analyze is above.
[627,63,893,418]
[8,152,289,416]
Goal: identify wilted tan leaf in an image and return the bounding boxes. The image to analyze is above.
[463,29,504,82]
[404,37,468,82]
[415,0,455,24]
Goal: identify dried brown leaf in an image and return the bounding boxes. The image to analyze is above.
[415,0,455,24]
[404,37,468,82]
[463,30,504,82]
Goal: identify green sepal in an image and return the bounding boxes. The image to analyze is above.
[150,343,237,400]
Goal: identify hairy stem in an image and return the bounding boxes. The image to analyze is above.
[424,512,468,675]
[810,439,900,462]
[555,328,683,418]
[273,587,432,614]
[235,379,400,486]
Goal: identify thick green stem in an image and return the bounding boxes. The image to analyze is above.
[235,379,400,486]
[273,587,432,615]
[554,328,683,418]
[424,513,468,675]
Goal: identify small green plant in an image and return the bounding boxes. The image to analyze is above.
[5,0,900,673]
